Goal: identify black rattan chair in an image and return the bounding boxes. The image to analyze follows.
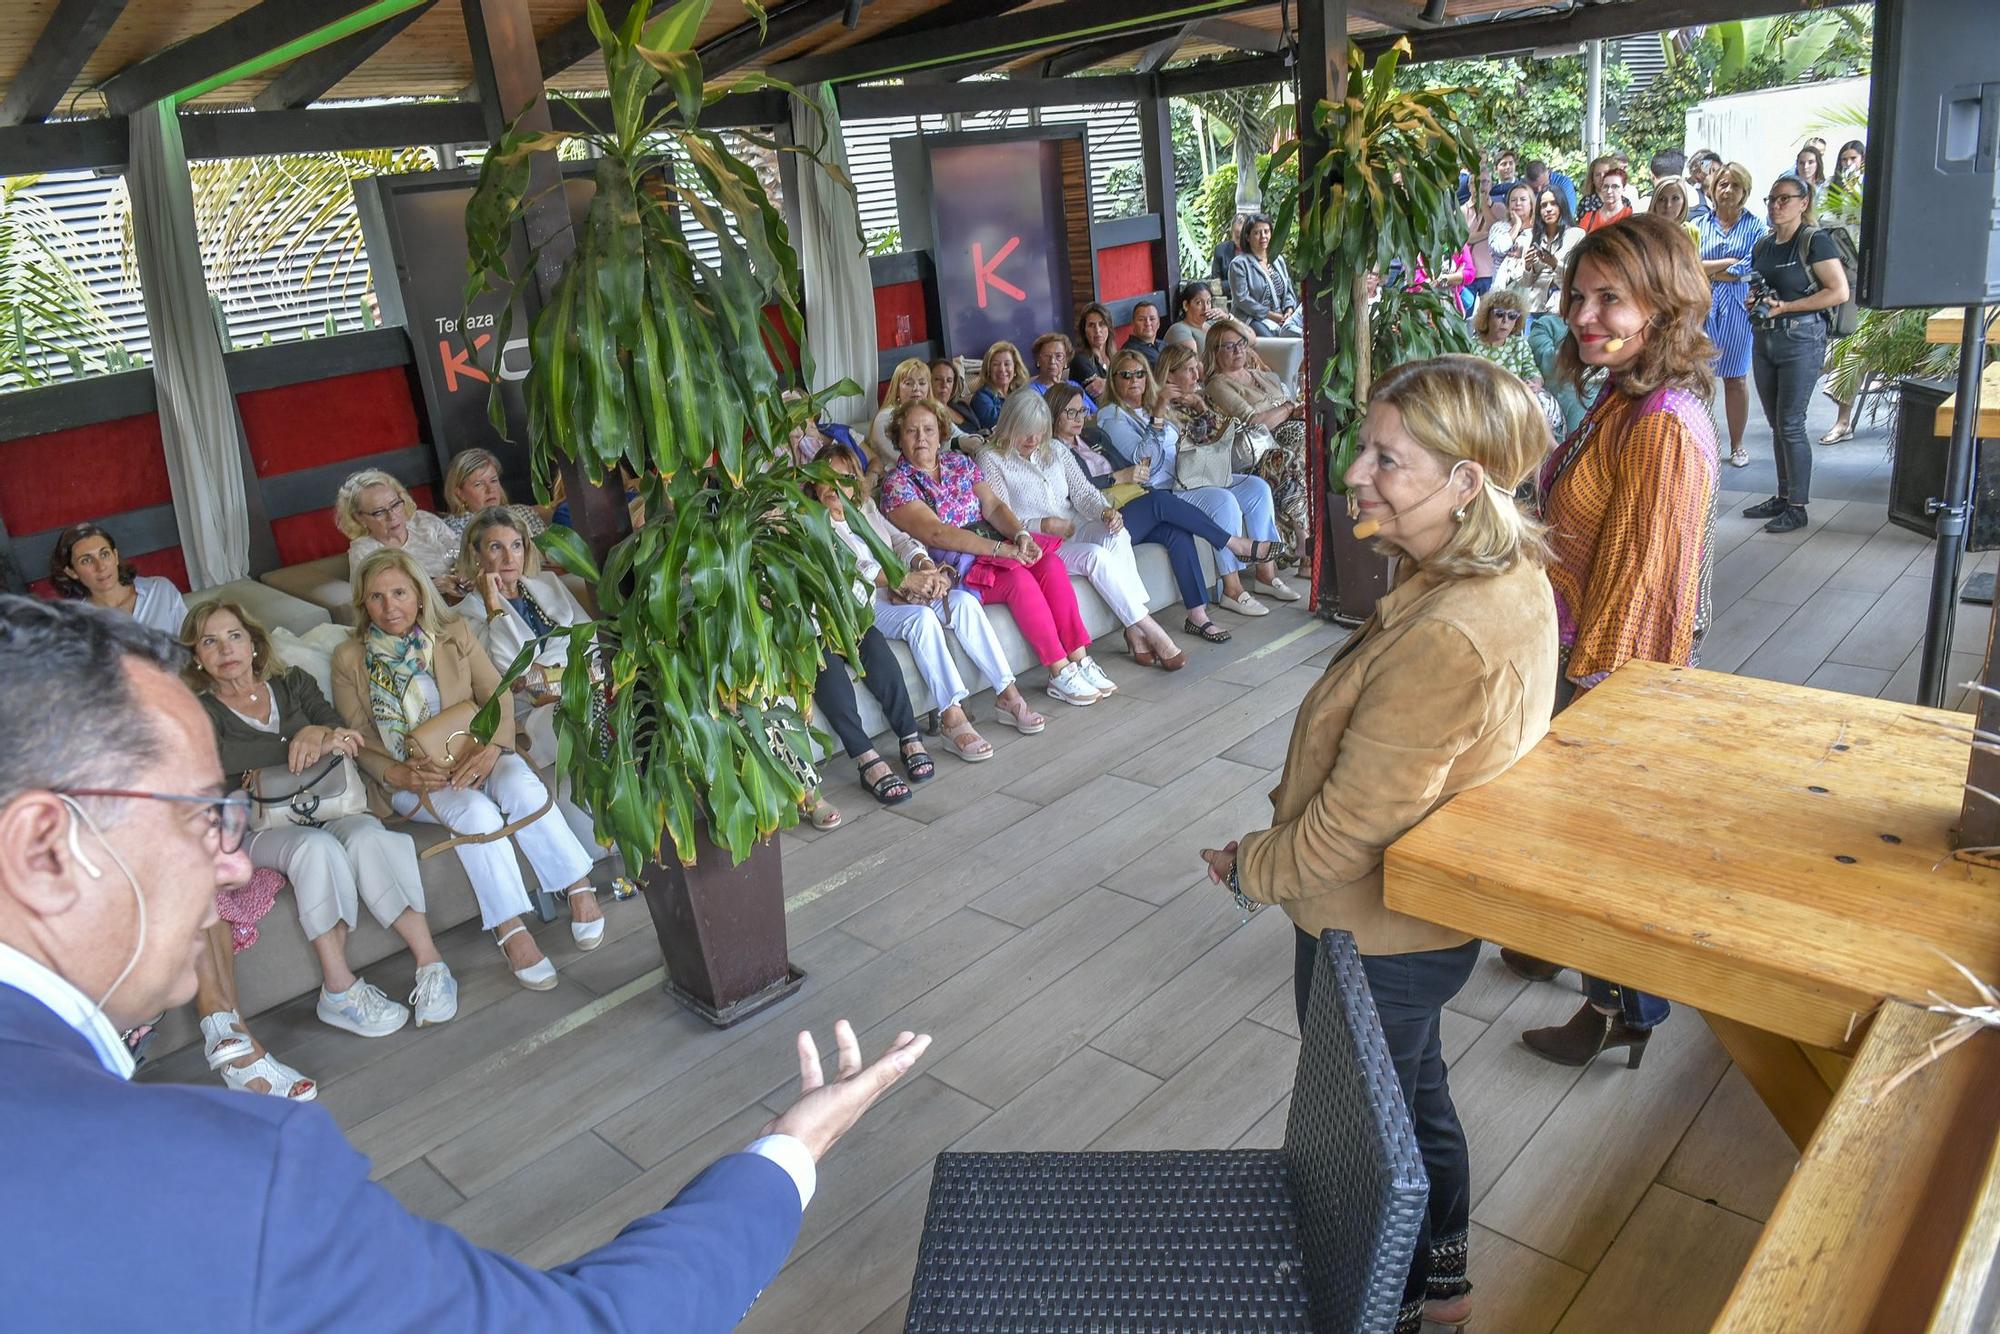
[904,928,1427,1333]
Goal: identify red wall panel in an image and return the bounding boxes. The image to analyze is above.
[0,413,171,539]
[874,281,929,349]
[238,367,421,476]
[1096,240,1156,303]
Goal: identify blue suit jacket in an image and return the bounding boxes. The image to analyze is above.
[0,984,803,1333]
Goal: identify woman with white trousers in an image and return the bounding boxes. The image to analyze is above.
[811,442,1043,760]
[977,388,1182,668]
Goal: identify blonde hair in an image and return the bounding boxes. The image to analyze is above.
[989,388,1057,467]
[334,469,417,539]
[979,341,1025,396]
[179,598,282,692]
[1200,317,1263,380]
[455,506,544,585]
[1714,160,1754,204]
[442,448,507,515]
[883,357,932,409]
[1471,286,1530,339]
[1365,355,1551,579]
[1107,348,1164,414]
[349,547,451,640]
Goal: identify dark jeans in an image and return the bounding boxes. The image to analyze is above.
[812,625,917,759]
[1295,928,1482,1310]
[1752,317,1828,506]
[1119,490,1233,612]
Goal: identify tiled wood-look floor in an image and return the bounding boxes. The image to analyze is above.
[143,404,1977,1332]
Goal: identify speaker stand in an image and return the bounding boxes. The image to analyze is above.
[1919,303,1992,706]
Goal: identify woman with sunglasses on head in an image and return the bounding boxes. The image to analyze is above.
[1740,174,1849,535]
[1467,288,1542,389]
[1500,213,1723,1070]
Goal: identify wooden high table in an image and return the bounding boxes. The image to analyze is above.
[1384,662,2000,1329]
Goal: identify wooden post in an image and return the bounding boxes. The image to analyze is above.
[1139,86,1180,301]
[460,0,629,566]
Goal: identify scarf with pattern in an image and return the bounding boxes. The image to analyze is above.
[364,624,434,761]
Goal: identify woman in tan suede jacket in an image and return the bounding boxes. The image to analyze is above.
[332,548,603,993]
[1202,356,1558,1334]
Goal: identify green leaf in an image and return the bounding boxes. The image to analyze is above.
[640,0,713,54]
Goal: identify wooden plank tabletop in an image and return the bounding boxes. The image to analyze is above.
[1935,360,2000,440]
[1713,1003,2000,1333]
[1924,310,2000,347]
[1383,662,2000,1052]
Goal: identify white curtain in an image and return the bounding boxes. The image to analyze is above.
[790,83,877,427]
[128,102,251,589]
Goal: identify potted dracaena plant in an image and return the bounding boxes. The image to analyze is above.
[461,0,899,1025]
[1263,39,1478,621]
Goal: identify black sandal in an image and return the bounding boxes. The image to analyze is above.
[899,734,936,784]
[1185,617,1233,644]
[858,757,913,806]
[1245,539,1285,565]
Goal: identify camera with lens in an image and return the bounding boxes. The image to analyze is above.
[1745,270,1781,327]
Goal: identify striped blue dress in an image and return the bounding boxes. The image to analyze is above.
[1700,209,1768,378]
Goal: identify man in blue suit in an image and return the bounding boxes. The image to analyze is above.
[0,595,930,1333]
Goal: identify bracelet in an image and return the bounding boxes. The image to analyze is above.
[1226,860,1259,915]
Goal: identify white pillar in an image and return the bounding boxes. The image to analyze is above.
[1584,39,1604,158]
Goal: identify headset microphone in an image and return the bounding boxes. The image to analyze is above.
[59,797,104,880]
[1351,462,1469,540]
[1602,336,1629,353]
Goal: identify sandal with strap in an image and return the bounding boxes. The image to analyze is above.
[940,717,993,762]
[1728,446,1751,468]
[1185,617,1233,644]
[899,734,936,784]
[199,1010,254,1071]
[496,923,558,991]
[803,790,843,829]
[1245,539,1285,565]
[858,757,913,806]
[1818,423,1855,445]
[218,1050,317,1100]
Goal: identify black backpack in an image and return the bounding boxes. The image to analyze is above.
[1798,223,1860,337]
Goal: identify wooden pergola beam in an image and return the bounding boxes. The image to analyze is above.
[252,1,438,111]
[0,0,131,126]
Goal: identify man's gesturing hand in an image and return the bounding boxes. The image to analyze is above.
[762,1020,931,1161]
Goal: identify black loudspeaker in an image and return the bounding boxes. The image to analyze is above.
[1860,0,2000,309]
[1888,375,2000,548]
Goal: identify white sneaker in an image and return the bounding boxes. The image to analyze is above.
[1253,575,1302,602]
[1045,664,1100,706]
[1217,589,1270,617]
[317,977,410,1038]
[1076,655,1118,696]
[409,961,459,1027]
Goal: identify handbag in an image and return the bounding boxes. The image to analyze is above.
[244,753,367,831]
[1233,422,1279,472]
[1174,418,1238,491]
[1104,482,1149,508]
[401,699,560,860]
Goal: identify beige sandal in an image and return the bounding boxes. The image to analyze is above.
[803,791,843,829]
[940,717,993,762]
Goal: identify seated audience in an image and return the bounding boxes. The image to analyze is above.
[1058,362,1274,651]
[814,448,1039,759]
[1028,333,1097,413]
[183,599,456,1041]
[979,388,1178,672]
[1069,303,1115,403]
[1202,354,1558,1333]
[1201,321,1313,570]
[333,550,605,985]
[928,357,973,431]
[336,469,466,602]
[1111,347,1294,628]
[967,341,1028,434]
[1468,288,1543,389]
[49,522,187,635]
[812,612,932,811]
[1165,279,1224,352]
[881,398,1105,712]
[0,591,927,1333]
[870,358,964,468]
[1122,299,1168,364]
[1229,215,1302,336]
[440,447,550,541]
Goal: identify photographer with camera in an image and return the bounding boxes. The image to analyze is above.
[1740,174,1850,535]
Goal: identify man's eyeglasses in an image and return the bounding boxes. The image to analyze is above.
[361,498,407,523]
[56,789,252,855]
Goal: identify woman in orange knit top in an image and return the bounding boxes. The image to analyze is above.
[1504,212,1721,1069]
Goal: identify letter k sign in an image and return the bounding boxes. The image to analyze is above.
[971,236,1027,309]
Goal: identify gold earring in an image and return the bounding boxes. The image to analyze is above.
[1345,493,1361,520]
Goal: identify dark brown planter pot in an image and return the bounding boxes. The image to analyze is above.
[638,826,804,1027]
[1322,504,1396,624]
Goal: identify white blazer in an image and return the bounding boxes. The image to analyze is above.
[452,570,592,762]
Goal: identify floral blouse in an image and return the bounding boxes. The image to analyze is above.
[880,450,984,528]
[1470,335,1540,384]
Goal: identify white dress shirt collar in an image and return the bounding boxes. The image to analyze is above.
[0,940,135,1079]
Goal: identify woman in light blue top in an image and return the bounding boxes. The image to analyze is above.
[1697,161,1767,469]
[1098,345,1292,619]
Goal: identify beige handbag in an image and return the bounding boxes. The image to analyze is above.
[402,701,557,860]
[244,753,367,832]
[1174,420,1238,491]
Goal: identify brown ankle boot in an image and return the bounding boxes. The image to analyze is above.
[1522,1002,1651,1069]
[1499,947,1563,982]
